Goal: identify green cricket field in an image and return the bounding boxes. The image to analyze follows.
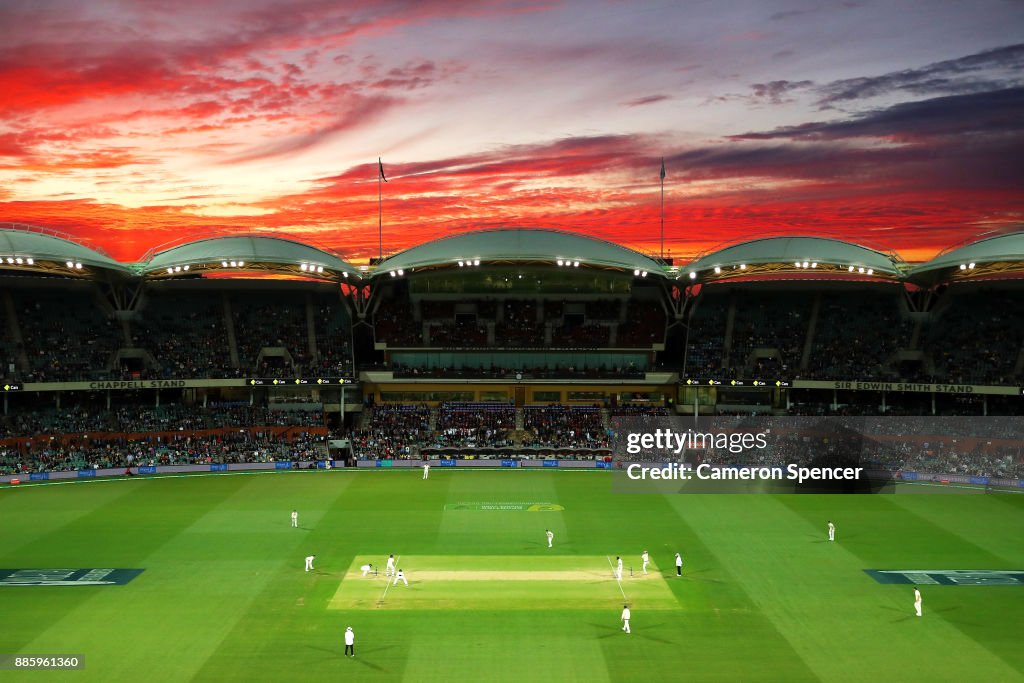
[1,469,1022,682]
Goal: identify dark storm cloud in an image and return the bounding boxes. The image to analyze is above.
[732,87,1024,141]
[817,43,1024,106]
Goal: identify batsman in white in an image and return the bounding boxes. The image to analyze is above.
[394,568,409,586]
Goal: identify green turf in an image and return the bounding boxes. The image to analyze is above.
[1,469,1022,682]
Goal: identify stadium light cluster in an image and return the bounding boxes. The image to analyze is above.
[389,269,405,277]
[959,262,976,270]
[633,269,649,277]
[847,266,875,275]
[457,259,481,267]
[299,262,325,274]
[165,265,191,274]
[793,261,818,269]
[220,260,247,268]
[556,259,581,267]
[65,261,83,270]
[2,256,35,265]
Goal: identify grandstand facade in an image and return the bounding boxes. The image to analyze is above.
[1,224,1022,475]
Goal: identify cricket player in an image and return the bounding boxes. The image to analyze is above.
[641,550,650,575]
[621,605,631,634]
[546,529,554,548]
[914,587,922,617]
[291,510,298,528]
[828,520,835,542]
[305,555,315,572]
[615,556,623,580]
[423,462,430,479]
[360,563,374,577]
[394,568,408,586]
[675,552,683,577]
[344,626,355,657]
[386,554,396,577]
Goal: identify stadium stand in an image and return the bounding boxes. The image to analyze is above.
[2,226,1023,477]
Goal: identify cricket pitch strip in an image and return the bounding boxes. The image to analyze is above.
[328,555,680,610]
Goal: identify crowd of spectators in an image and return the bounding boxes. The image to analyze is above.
[497,300,544,346]
[4,287,356,382]
[234,293,310,371]
[132,292,236,379]
[0,403,325,438]
[522,405,608,449]
[924,291,1023,385]
[16,291,122,382]
[350,404,430,459]
[728,292,810,378]
[0,432,327,475]
[431,402,516,448]
[802,292,910,381]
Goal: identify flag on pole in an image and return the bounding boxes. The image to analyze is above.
[660,157,666,180]
[379,157,388,182]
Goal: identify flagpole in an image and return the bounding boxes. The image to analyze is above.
[660,157,665,260]
[378,157,383,262]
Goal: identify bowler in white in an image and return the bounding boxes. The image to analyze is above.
[641,550,650,575]
[386,554,396,577]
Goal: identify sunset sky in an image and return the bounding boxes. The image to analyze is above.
[1,0,1022,265]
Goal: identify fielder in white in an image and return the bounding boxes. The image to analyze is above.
[360,563,374,577]
[546,529,554,548]
[304,555,315,572]
[291,510,298,528]
[914,587,922,617]
[675,552,683,577]
[615,556,623,580]
[641,550,650,575]
[386,554,396,577]
[394,568,409,586]
[423,463,430,479]
[621,605,631,634]
[828,520,835,542]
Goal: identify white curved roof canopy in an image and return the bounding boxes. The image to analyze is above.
[682,236,902,279]
[375,228,667,277]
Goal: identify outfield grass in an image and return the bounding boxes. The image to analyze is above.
[1,469,1022,682]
